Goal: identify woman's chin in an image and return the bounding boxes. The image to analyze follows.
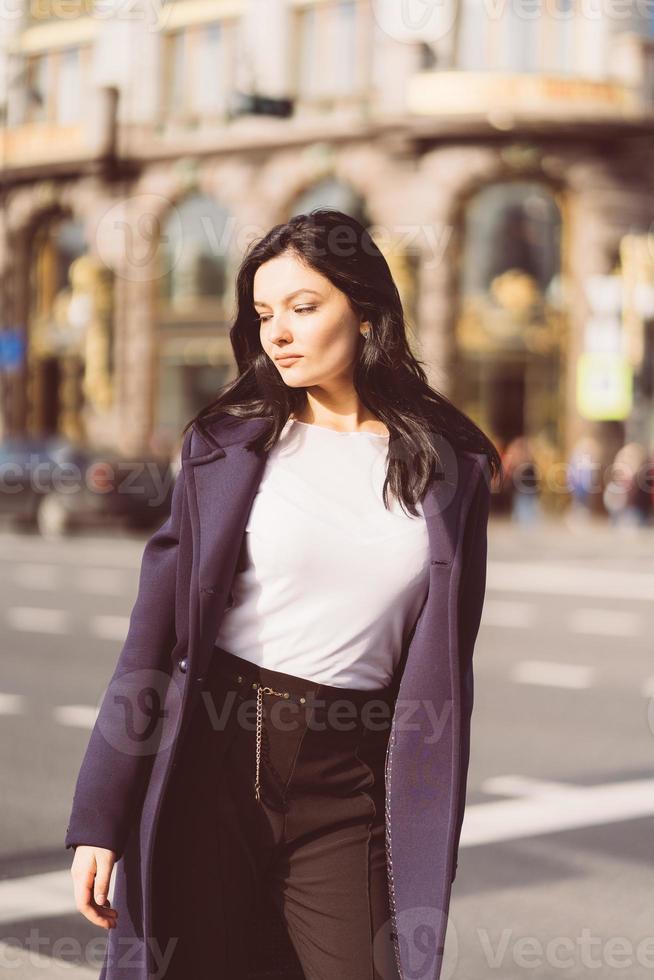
[278,372,310,388]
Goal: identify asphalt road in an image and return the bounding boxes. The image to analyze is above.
[0,517,652,979]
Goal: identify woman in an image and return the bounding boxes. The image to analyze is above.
[66,208,500,980]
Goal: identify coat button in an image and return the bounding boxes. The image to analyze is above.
[178,657,189,673]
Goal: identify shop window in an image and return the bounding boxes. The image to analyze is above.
[158,194,231,311]
[28,216,114,440]
[155,194,235,437]
[456,181,567,453]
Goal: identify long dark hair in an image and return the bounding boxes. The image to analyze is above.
[184,208,502,515]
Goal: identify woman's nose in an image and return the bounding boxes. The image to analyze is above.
[267,316,292,342]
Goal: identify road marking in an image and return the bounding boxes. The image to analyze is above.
[10,564,129,596]
[1,774,652,937]
[76,569,128,595]
[0,867,115,926]
[511,660,594,688]
[641,677,654,698]
[0,869,84,922]
[481,600,534,628]
[0,693,25,715]
[488,561,654,601]
[12,564,59,590]
[5,607,69,633]
[0,940,99,978]
[54,705,99,729]
[90,615,129,641]
[0,537,142,568]
[461,774,654,846]
[569,607,642,637]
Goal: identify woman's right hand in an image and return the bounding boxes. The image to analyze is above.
[70,845,119,929]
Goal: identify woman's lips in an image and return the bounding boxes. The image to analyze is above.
[276,355,303,366]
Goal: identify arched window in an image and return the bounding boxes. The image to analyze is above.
[155,194,235,441]
[456,181,566,451]
[158,194,231,309]
[28,215,91,438]
[289,178,370,226]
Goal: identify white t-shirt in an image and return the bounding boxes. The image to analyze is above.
[214,417,431,689]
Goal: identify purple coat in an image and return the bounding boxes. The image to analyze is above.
[65,412,491,980]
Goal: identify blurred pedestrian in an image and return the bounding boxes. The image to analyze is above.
[504,435,541,525]
[566,435,602,524]
[603,442,652,528]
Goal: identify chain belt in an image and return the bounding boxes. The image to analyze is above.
[228,675,310,803]
[255,683,295,802]
[219,666,390,804]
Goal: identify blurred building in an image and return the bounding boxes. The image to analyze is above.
[1,0,654,464]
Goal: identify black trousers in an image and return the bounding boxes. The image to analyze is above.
[154,645,401,980]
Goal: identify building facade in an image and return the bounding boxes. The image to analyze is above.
[2,0,654,483]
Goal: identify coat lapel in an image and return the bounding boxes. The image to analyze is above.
[181,416,271,685]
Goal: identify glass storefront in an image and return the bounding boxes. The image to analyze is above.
[455,181,568,455]
[154,193,236,445]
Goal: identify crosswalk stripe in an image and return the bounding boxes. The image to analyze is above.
[0,868,107,924]
[89,615,130,641]
[511,661,594,688]
[5,608,69,633]
[481,600,534,628]
[2,774,653,934]
[569,607,642,637]
[75,569,128,595]
[641,677,654,698]
[10,565,130,595]
[54,706,99,729]
[488,561,654,601]
[0,693,25,715]
[12,565,59,590]
[462,775,654,846]
[0,941,98,978]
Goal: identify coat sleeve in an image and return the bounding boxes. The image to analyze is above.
[64,429,192,860]
[451,458,491,882]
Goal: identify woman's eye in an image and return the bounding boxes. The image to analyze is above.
[258,305,316,324]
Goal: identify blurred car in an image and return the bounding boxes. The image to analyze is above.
[0,436,174,538]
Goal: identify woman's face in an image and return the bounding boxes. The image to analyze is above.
[254,251,368,390]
